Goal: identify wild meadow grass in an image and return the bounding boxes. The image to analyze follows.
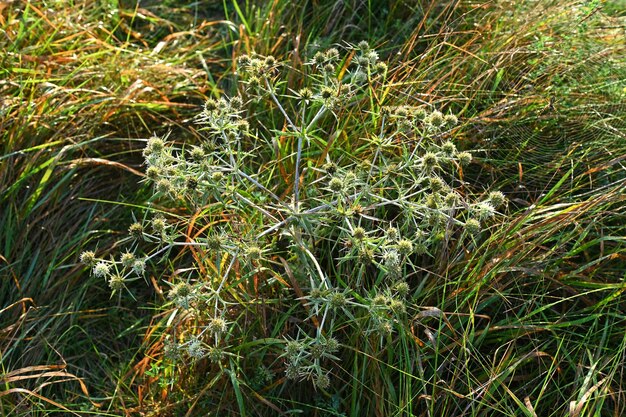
[1,1,624,416]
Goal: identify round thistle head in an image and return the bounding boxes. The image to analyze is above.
[358,247,374,264]
[284,340,303,359]
[120,251,135,268]
[366,50,379,65]
[208,317,228,335]
[247,76,261,89]
[186,338,205,359]
[422,152,439,171]
[444,114,458,126]
[383,250,401,268]
[357,40,370,51]
[429,177,445,193]
[374,61,388,74]
[146,166,161,180]
[285,363,300,380]
[132,259,146,276]
[80,251,97,267]
[389,298,406,314]
[185,176,198,191]
[322,161,337,175]
[207,234,223,251]
[386,226,399,242]
[298,87,313,101]
[376,320,393,335]
[328,291,347,308]
[310,343,325,360]
[263,55,277,68]
[203,98,219,113]
[108,274,125,292]
[357,55,370,66]
[211,171,224,182]
[322,63,335,74]
[465,218,481,235]
[325,48,340,61]
[245,245,263,261]
[427,110,445,128]
[352,226,366,241]
[442,141,456,157]
[328,177,344,193]
[444,191,460,208]
[156,178,172,195]
[168,282,191,299]
[397,239,413,256]
[373,294,388,306]
[394,281,410,297]
[476,202,495,220]
[315,373,330,390]
[151,216,166,234]
[313,51,326,66]
[323,337,340,353]
[237,54,251,68]
[488,191,506,208]
[352,70,367,84]
[129,222,144,240]
[229,95,244,110]
[320,86,334,100]
[344,171,357,186]
[208,346,225,363]
[413,107,427,121]
[457,151,473,166]
[93,261,110,278]
[144,135,165,157]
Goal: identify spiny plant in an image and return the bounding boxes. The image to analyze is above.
[81,43,507,415]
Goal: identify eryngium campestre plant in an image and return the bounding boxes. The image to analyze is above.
[81,43,506,412]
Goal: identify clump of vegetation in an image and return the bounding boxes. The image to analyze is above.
[82,44,506,413]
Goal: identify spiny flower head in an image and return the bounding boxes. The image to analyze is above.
[168,282,191,299]
[442,141,456,156]
[328,177,344,192]
[298,87,313,101]
[476,202,495,220]
[465,218,481,235]
[427,110,445,128]
[151,216,167,234]
[397,239,413,256]
[325,48,340,61]
[186,337,205,359]
[284,340,304,359]
[386,226,399,241]
[108,274,125,292]
[208,317,228,335]
[80,251,97,267]
[208,346,225,363]
[444,114,458,126]
[352,226,366,241]
[143,135,165,157]
[245,245,263,261]
[132,259,146,276]
[120,251,135,268]
[315,373,330,390]
[129,222,144,240]
[457,151,473,166]
[394,281,410,297]
[488,191,506,208]
[93,261,110,278]
[328,291,347,308]
[422,152,439,171]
